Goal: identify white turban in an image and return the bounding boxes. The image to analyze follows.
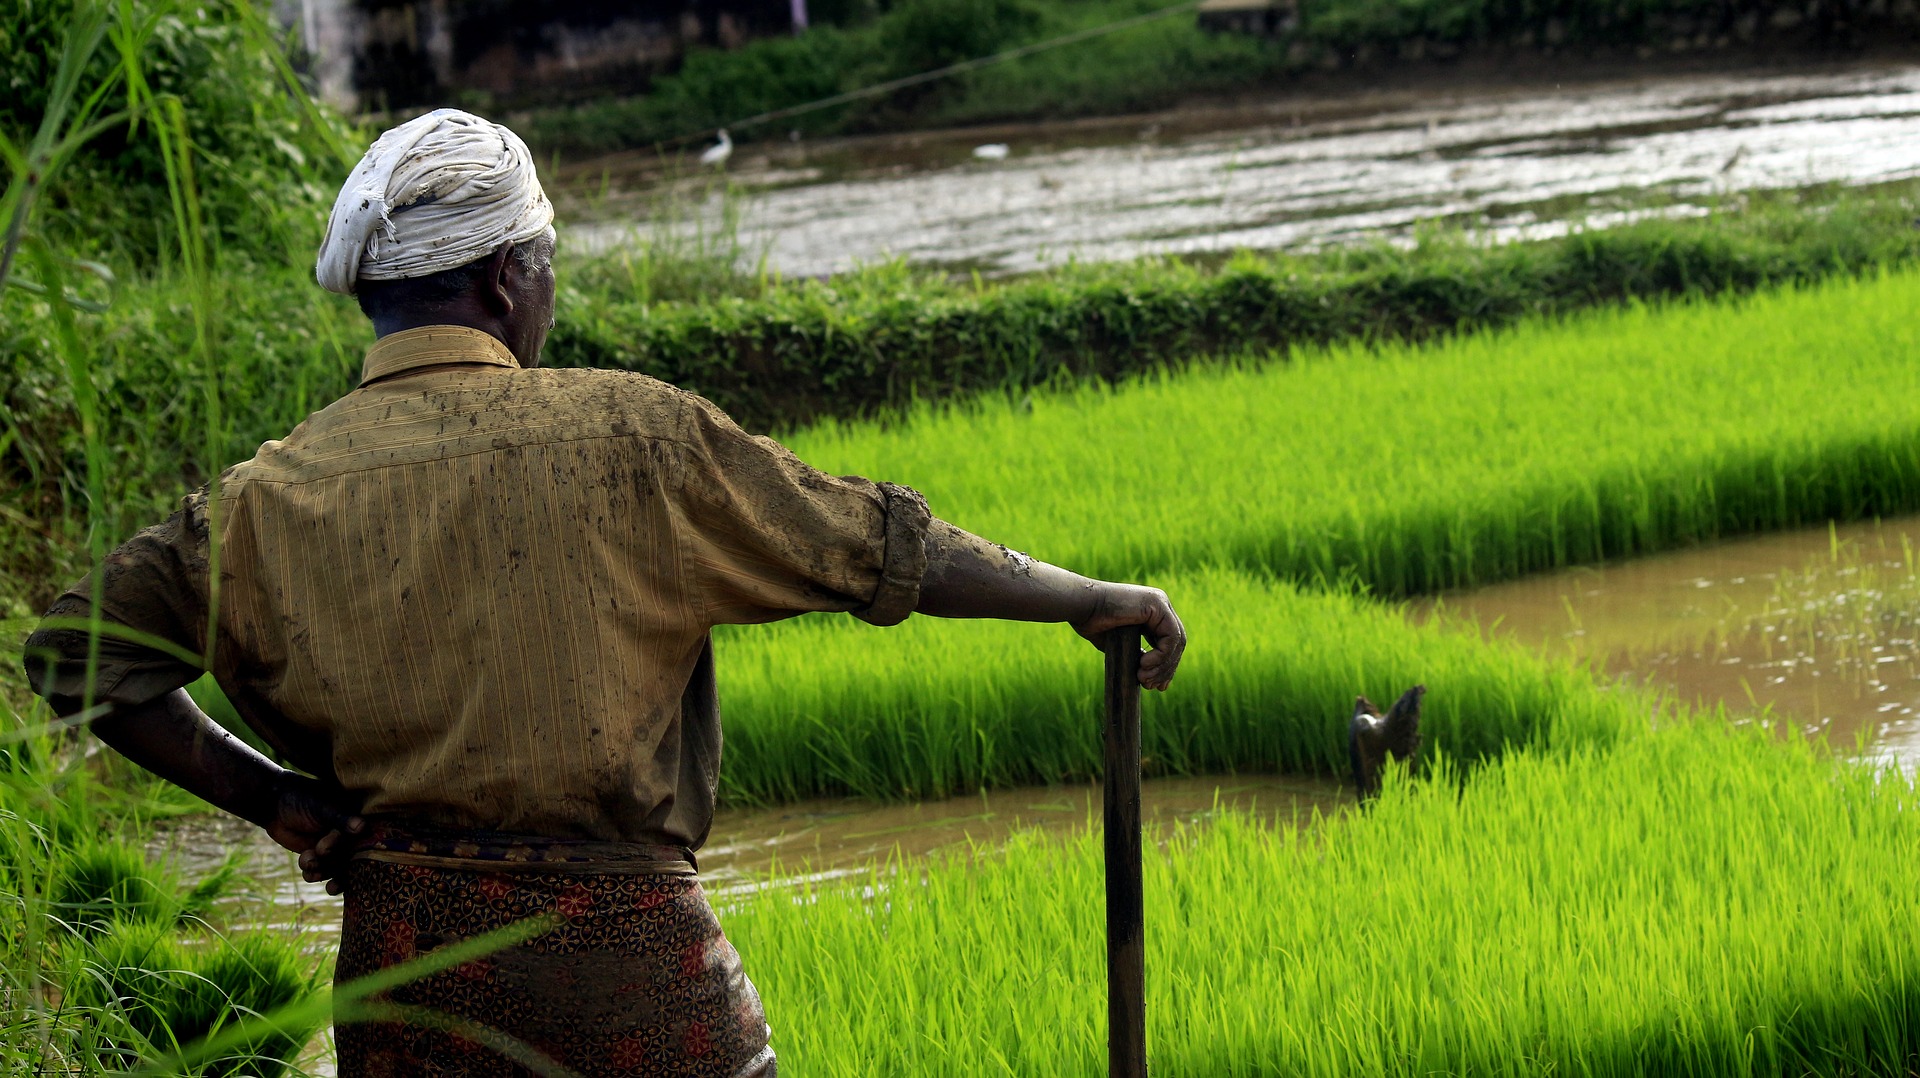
[315,109,555,295]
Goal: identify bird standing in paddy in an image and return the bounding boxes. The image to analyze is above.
[700,128,733,168]
[1349,685,1424,798]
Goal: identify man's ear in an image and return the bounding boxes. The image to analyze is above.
[481,243,516,317]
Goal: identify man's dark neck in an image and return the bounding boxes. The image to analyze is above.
[371,303,507,346]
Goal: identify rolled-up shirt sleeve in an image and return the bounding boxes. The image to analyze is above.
[676,396,931,627]
[20,492,210,711]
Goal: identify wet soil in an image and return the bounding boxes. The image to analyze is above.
[564,61,1920,276]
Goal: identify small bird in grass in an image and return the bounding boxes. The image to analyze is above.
[1349,685,1425,798]
[699,129,733,168]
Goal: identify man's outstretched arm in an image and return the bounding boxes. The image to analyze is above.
[915,520,1187,691]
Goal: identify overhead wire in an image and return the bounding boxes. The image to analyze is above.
[664,0,1205,150]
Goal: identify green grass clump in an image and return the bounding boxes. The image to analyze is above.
[780,264,1920,597]
[70,920,320,1078]
[0,0,354,269]
[50,838,240,936]
[728,724,1920,1076]
[715,567,1632,803]
[0,709,316,1074]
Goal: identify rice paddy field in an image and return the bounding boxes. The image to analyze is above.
[729,726,1920,1077]
[17,261,1920,1075]
[15,168,1920,1078]
[11,6,1918,1073]
[686,267,1920,1074]
[714,569,1629,804]
[711,266,1920,797]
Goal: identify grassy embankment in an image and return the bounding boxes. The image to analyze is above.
[523,0,1901,159]
[711,265,1920,802]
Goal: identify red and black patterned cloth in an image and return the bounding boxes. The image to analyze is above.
[333,824,776,1077]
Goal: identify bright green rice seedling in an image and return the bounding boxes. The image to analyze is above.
[714,568,1634,803]
[783,266,1920,597]
[50,838,240,936]
[69,919,320,1078]
[727,723,1920,1076]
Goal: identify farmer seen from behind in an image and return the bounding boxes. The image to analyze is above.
[20,109,1186,1077]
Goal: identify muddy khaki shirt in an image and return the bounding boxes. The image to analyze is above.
[23,325,931,847]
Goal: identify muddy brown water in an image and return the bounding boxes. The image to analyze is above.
[149,772,1349,958]
[566,63,1920,276]
[1411,515,1920,768]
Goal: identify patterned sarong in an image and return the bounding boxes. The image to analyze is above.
[334,824,776,1077]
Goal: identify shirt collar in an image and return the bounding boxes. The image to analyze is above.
[360,325,521,387]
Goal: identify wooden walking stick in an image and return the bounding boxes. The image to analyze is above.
[1103,627,1147,1078]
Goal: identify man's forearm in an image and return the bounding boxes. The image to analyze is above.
[913,519,1188,690]
[83,688,285,828]
[915,520,1101,623]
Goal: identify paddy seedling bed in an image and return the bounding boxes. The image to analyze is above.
[716,569,1633,804]
[784,266,1920,597]
[729,723,1920,1076]
[717,268,1920,801]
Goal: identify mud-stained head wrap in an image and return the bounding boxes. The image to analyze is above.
[315,108,555,295]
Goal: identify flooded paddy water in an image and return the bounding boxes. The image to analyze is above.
[1414,514,1920,768]
[149,772,1349,957]
[569,62,1920,276]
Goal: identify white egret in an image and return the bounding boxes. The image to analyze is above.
[700,129,733,167]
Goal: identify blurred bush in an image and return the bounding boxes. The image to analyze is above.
[0,0,354,268]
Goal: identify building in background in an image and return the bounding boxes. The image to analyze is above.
[278,0,803,114]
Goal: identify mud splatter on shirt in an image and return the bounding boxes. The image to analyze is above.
[24,325,931,847]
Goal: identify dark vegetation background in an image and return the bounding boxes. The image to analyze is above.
[520,0,1920,158]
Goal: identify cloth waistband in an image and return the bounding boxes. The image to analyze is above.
[350,820,698,876]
